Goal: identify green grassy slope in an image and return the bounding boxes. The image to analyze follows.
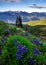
[0,21,9,35]
[1,34,46,65]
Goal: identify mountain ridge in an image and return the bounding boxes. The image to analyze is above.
[0,11,46,23]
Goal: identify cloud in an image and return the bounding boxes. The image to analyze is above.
[0,0,21,3]
[28,5,46,9]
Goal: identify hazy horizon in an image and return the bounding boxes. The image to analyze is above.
[0,10,46,13]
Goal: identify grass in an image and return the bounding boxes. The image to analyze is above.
[23,24,46,41]
[26,19,46,26]
[1,35,35,65]
[1,34,46,65]
[7,35,35,55]
[0,21,9,35]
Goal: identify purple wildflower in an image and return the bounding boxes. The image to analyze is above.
[14,39,18,45]
[33,48,41,56]
[17,44,23,49]
[28,57,34,65]
[16,44,29,61]
[33,38,42,45]
[30,39,34,43]
[21,46,25,54]
[16,52,22,61]
[1,39,5,44]
[25,31,29,36]
[25,48,28,54]
[33,49,37,56]
[17,49,21,54]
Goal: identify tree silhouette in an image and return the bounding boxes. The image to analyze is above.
[16,15,22,28]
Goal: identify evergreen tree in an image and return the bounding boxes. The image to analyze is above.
[16,15,22,28]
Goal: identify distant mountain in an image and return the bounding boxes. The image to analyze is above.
[26,20,46,26]
[0,11,46,23]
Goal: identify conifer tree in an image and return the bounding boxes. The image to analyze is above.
[16,15,22,28]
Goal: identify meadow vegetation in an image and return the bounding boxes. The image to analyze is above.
[0,20,46,65]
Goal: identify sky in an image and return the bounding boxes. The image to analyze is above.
[0,0,46,13]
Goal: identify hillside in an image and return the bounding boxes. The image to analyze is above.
[0,21,9,35]
[0,11,46,23]
[26,20,46,26]
[0,21,46,65]
[23,20,46,40]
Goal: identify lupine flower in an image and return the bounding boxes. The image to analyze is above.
[16,51,21,56]
[30,39,34,43]
[16,44,29,61]
[25,48,28,54]
[33,48,41,56]
[33,49,37,56]
[36,48,41,54]
[34,39,39,44]
[33,38,42,45]
[38,51,41,54]
[17,49,21,54]
[28,57,34,65]
[1,39,5,44]
[17,44,23,49]
[17,55,22,61]
[21,46,25,54]
[39,42,42,45]
[16,52,22,61]
[25,31,29,36]
[14,39,18,45]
